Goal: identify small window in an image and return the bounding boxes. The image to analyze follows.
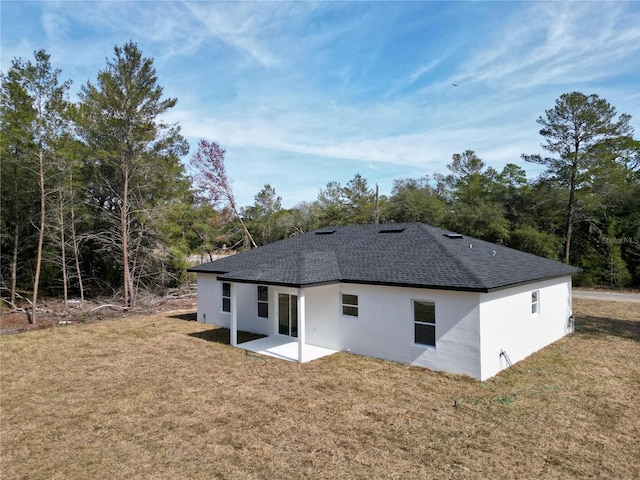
[257,286,269,318]
[341,294,358,317]
[531,290,539,315]
[221,282,231,313]
[414,300,436,347]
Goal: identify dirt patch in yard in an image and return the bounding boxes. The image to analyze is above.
[1,297,638,479]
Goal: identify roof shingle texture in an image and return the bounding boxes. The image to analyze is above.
[188,223,581,292]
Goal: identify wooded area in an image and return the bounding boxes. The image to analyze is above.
[2,44,639,321]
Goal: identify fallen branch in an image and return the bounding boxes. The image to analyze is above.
[14,292,33,307]
[1,297,21,311]
[2,294,33,323]
[90,304,128,313]
[164,293,197,300]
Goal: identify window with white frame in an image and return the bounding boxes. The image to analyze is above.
[414,300,436,347]
[221,282,231,313]
[341,293,358,317]
[257,285,269,318]
[531,290,540,315]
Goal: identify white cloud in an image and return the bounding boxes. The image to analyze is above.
[183,1,279,67]
[181,1,324,69]
[3,0,638,207]
[457,2,640,90]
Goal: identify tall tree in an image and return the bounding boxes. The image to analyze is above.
[0,50,70,323]
[275,201,322,238]
[443,150,509,243]
[244,184,282,245]
[317,174,376,225]
[75,42,188,307]
[494,164,529,224]
[445,150,497,205]
[159,195,227,263]
[189,139,257,248]
[571,137,640,285]
[522,92,633,263]
[47,136,87,307]
[317,180,346,225]
[343,173,376,224]
[385,176,445,225]
[1,65,36,309]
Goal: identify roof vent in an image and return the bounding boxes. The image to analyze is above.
[315,229,336,235]
[444,233,463,239]
[379,227,405,233]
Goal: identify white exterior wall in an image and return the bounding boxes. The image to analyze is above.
[196,273,573,380]
[302,284,342,350]
[478,276,573,380]
[195,274,272,335]
[303,283,482,379]
[195,274,224,325]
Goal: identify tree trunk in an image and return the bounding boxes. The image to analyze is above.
[70,200,85,306]
[129,225,145,307]
[121,167,131,308]
[10,226,18,306]
[59,195,69,308]
[564,161,578,264]
[229,197,257,248]
[32,148,46,324]
[374,183,380,225]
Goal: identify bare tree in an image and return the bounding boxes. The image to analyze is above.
[190,139,257,248]
[47,161,85,309]
[68,168,85,306]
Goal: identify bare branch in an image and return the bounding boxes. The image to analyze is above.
[190,139,257,248]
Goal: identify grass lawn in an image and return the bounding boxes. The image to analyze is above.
[1,298,639,479]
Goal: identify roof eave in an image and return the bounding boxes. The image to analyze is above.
[483,271,582,293]
[215,276,339,289]
[191,273,579,293]
[338,279,490,293]
[187,267,228,274]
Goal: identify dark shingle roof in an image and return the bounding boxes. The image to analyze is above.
[188,223,581,292]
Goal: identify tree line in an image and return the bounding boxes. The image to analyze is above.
[2,44,639,322]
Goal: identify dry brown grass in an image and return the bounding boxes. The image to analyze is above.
[1,299,638,479]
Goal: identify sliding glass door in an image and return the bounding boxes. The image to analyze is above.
[278,293,298,338]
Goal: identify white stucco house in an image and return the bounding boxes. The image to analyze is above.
[188,223,581,380]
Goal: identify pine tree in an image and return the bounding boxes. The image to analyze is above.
[75,42,188,306]
[523,92,633,263]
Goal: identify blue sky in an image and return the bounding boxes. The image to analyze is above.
[2,1,639,208]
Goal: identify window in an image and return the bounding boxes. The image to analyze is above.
[341,294,358,317]
[414,300,436,347]
[531,290,539,315]
[257,286,269,318]
[221,282,231,313]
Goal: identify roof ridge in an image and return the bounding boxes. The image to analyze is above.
[298,250,341,281]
